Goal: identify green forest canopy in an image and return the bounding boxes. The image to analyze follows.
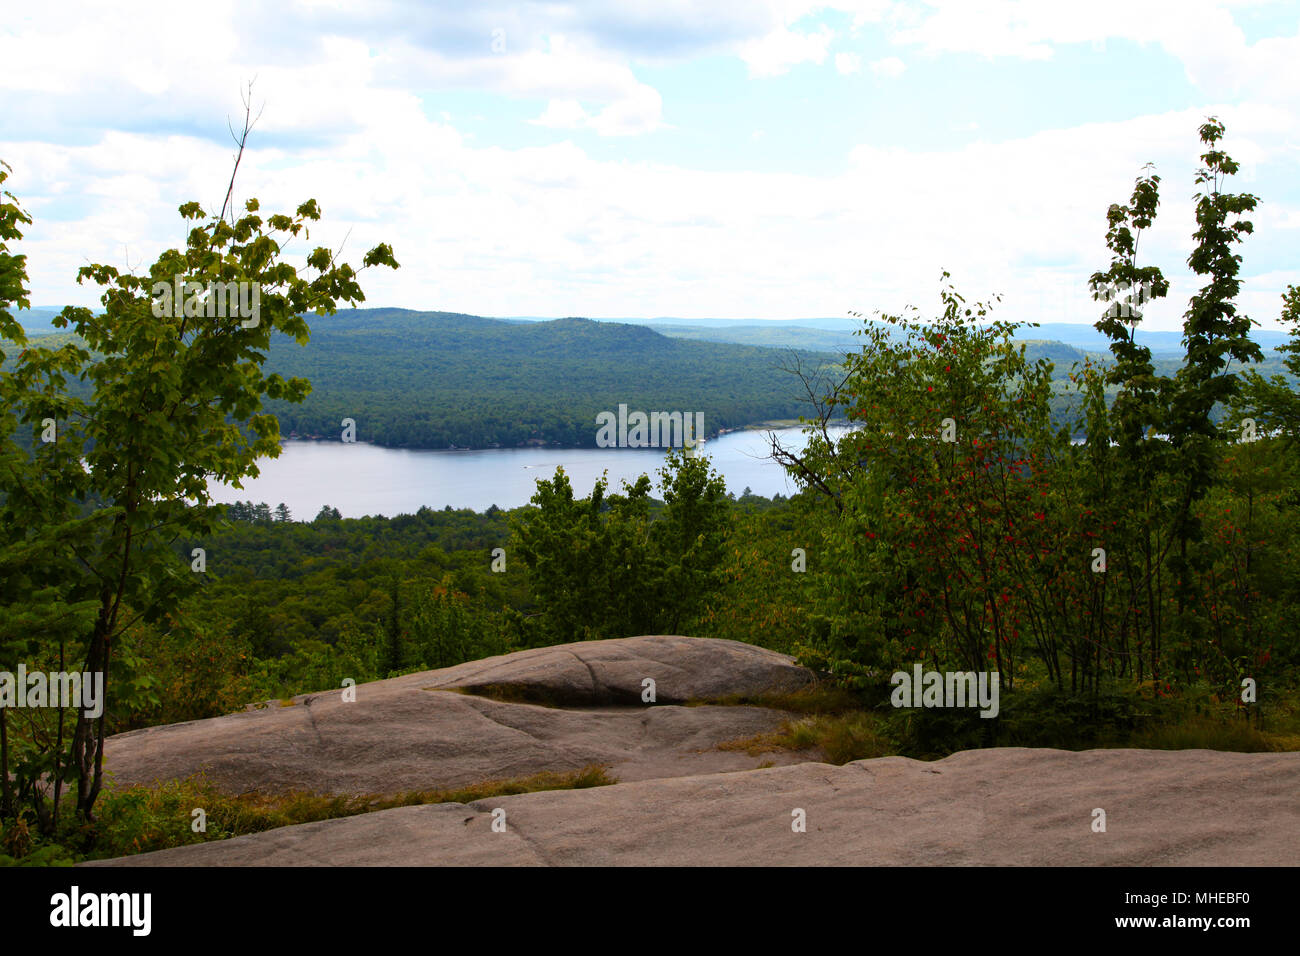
[8,307,1291,453]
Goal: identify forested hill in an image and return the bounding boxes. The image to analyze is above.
[11,308,1286,450]
[261,308,840,449]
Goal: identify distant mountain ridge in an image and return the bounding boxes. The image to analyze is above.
[10,306,66,333]
[256,308,842,448]
[528,316,1290,358]
[16,305,1291,357]
[10,307,1292,450]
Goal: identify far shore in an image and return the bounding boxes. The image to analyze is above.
[274,418,854,452]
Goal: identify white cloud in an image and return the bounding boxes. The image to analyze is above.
[0,10,671,144]
[869,55,906,77]
[4,0,1299,332]
[14,98,1295,330]
[533,99,592,129]
[739,24,835,75]
[891,0,1061,59]
[887,0,1300,109]
[719,1,892,77]
[835,52,862,74]
[531,84,666,136]
[393,32,669,135]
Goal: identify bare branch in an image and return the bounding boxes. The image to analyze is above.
[219,78,265,224]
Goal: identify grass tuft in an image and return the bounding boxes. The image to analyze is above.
[5,764,616,864]
[1123,715,1300,753]
[689,682,863,715]
[718,711,893,765]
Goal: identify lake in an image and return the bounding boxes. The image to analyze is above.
[209,425,849,518]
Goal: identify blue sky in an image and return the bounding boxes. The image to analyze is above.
[2,0,1298,329]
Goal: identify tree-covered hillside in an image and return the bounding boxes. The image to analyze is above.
[258,309,842,448]
[6,314,1290,453]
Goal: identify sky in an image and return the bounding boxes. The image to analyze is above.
[2,0,1298,330]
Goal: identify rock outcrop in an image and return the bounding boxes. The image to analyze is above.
[94,636,1299,867]
[91,747,1300,866]
[102,635,817,796]
[413,633,815,705]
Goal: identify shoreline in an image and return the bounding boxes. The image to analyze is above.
[274,418,854,453]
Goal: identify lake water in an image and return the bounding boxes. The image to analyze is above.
[209,425,848,518]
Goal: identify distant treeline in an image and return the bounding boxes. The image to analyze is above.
[257,310,842,448]
[5,314,1291,452]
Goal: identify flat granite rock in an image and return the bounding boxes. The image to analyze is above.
[102,635,817,796]
[408,633,816,704]
[90,748,1300,867]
